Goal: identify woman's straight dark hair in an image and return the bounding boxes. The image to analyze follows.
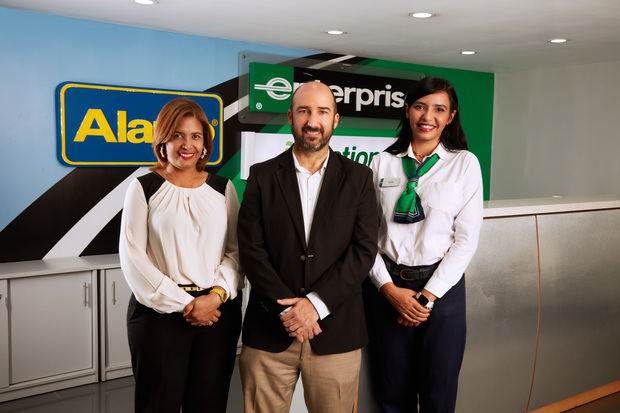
[386,77,468,154]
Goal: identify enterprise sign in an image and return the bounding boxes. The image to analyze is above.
[56,82,223,166]
[249,62,422,119]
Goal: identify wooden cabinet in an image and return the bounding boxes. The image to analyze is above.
[99,268,132,381]
[0,271,99,402]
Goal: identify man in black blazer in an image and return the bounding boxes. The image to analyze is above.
[237,81,378,413]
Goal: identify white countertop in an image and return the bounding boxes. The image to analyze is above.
[483,195,620,218]
[0,254,120,279]
[1,195,619,278]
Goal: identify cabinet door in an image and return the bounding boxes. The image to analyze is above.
[9,271,96,384]
[102,268,132,379]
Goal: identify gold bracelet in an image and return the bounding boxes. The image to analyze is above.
[211,287,228,303]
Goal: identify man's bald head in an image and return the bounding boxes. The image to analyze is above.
[287,80,340,153]
[290,81,338,114]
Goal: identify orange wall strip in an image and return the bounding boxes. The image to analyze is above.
[528,381,620,412]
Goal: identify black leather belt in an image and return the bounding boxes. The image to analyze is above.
[178,284,215,298]
[381,254,440,281]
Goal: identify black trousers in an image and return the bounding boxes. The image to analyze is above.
[127,291,242,413]
[364,270,466,413]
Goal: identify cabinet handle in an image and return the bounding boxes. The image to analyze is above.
[83,283,88,306]
[83,282,92,307]
[112,281,117,305]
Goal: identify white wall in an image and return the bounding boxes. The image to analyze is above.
[491,60,620,200]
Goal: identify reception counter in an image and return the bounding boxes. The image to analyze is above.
[1,196,619,412]
[358,196,620,413]
[456,195,620,412]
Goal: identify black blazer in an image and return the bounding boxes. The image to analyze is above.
[238,147,378,355]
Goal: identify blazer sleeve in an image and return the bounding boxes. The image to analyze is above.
[311,167,378,312]
[237,166,296,315]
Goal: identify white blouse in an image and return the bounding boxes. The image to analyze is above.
[119,174,242,313]
[369,143,483,298]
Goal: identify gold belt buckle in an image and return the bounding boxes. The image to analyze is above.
[179,285,207,292]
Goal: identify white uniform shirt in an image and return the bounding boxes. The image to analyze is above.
[292,151,330,319]
[369,143,483,298]
[119,175,243,313]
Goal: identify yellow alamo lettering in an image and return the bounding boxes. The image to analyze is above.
[74,109,155,143]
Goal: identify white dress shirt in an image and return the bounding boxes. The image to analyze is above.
[119,175,243,313]
[369,143,483,298]
[291,150,330,319]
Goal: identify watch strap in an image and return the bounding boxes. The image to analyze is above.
[416,292,434,309]
[211,287,228,303]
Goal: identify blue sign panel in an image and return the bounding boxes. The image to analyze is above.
[56,82,223,166]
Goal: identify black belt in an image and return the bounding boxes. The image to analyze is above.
[178,284,213,298]
[381,254,440,281]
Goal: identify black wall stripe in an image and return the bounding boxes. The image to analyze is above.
[0,167,137,262]
[337,56,367,65]
[80,210,122,257]
[306,53,347,61]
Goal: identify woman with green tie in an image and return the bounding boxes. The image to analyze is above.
[366,77,483,413]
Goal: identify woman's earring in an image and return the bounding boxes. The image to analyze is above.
[200,148,207,159]
[159,146,166,159]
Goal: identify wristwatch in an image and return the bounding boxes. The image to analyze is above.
[211,287,228,303]
[416,292,434,309]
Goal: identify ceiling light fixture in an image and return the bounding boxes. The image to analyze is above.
[460,50,477,55]
[134,0,158,5]
[409,12,434,19]
[548,38,568,44]
[326,30,346,35]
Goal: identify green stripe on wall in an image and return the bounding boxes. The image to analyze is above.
[216,150,244,203]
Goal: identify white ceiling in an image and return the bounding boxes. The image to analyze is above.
[2,0,620,73]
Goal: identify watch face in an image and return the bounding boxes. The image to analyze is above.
[417,294,429,306]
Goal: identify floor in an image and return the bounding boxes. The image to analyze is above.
[0,378,134,413]
[0,378,618,413]
[565,391,620,413]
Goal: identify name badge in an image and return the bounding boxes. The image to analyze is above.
[379,177,401,187]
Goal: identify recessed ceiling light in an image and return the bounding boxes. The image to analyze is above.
[548,38,568,44]
[326,30,346,35]
[409,12,434,19]
[135,0,158,5]
[460,50,477,55]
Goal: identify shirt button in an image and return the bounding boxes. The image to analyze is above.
[300,255,306,262]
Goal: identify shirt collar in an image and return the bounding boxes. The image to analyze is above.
[292,149,329,175]
[397,142,449,162]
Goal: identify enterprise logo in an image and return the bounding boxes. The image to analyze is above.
[253,77,292,101]
[248,61,414,117]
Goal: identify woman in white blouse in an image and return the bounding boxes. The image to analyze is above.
[119,98,242,413]
[365,77,483,413]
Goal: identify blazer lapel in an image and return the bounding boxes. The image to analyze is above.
[275,149,307,249]
[308,149,344,243]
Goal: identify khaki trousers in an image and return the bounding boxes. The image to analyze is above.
[239,341,361,413]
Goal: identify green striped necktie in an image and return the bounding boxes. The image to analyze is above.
[393,153,439,223]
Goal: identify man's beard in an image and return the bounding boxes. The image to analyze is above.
[292,124,333,152]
